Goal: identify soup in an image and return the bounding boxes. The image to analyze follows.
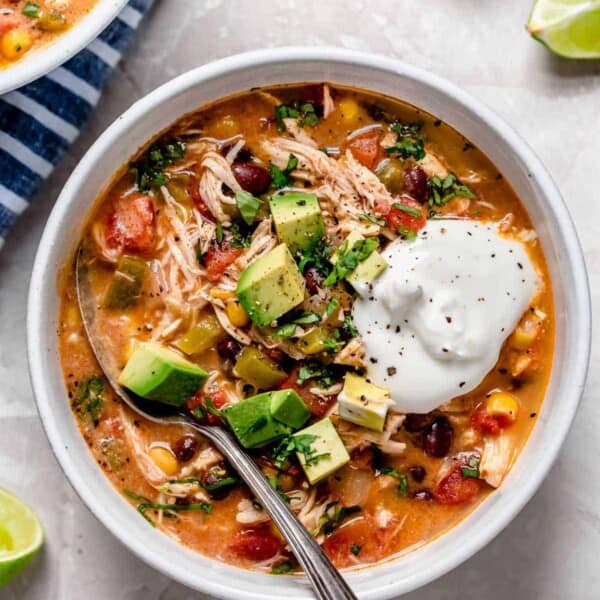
[0,0,97,67]
[58,84,553,573]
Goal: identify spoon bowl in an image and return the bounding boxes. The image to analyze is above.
[75,246,357,600]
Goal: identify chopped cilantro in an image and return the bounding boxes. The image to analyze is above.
[385,121,425,161]
[274,310,320,338]
[315,502,362,536]
[275,103,320,132]
[323,238,379,286]
[381,467,409,495]
[351,544,362,556]
[272,561,297,574]
[428,173,476,208]
[297,238,332,275]
[215,222,224,244]
[323,329,344,353]
[123,490,212,527]
[204,397,223,418]
[392,202,422,217]
[131,140,186,191]
[397,226,417,240]
[22,2,40,17]
[342,314,358,339]
[235,190,263,225]
[461,455,481,479]
[296,362,336,387]
[229,223,253,248]
[325,298,339,317]
[272,434,330,469]
[358,213,386,226]
[270,153,299,189]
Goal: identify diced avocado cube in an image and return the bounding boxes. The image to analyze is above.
[236,244,306,327]
[103,256,147,309]
[269,193,325,254]
[233,346,286,390]
[338,373,393,432]
[118,342,208,407]
[270,389,310,429]
[331,231,388,292]
[224,393,291,448]
[294,418,350,484]
[176,314,223,355]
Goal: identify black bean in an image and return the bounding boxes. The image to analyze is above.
[404,165,429,203]
[422,417,454,458]
[217,337,242,361]
[232,163,271,195]
[172,435,199,463]
[404,413,436,433]
[409,465,426,483]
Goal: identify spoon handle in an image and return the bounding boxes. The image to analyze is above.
[196,425,358,600]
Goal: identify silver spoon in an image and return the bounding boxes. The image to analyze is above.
[75,247,358,600]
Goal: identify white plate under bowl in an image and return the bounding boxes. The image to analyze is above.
[0,0,128,95]
[27,48,591,599]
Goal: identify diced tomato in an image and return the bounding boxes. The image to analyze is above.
[187,388,228,425]
[203,240,243,283]
[322,518,375,566]
[278,367,335,418]
[383,195,426,235]
[343,130,382,170]
[435,466,480,505]
[471,404,513,435]
[229,527,282,562]
[187,176,214,221]
[105,193,156,254]
[0,14,20,35]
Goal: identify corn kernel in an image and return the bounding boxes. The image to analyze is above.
[512,314,542,350]
[338,98,361,123]
[210,115,239,138]
[149,445,179,475]
[226,298,249,328]
[1,29,33,61]
[486,392,519,423]
[210,287,235,300]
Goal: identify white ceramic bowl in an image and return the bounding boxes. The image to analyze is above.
[0,0,127,95]
[27,48,591,599]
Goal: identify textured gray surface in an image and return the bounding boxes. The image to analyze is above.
[1,1,598,598]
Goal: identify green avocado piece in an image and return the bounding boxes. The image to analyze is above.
[338,373,393,432]
[294,418,350,484]
[269,389,310,429]
[331,231,388,291]
[118,342,208,407]
[269,192,325,254]
[224,393,292,448]
[233,346,287,390]
[236,244,305,327]
[103,256,147,309]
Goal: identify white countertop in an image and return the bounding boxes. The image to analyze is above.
[1,1,598,598]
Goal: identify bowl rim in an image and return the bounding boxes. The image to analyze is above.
[27,47,591,599]
[0,0,128,96]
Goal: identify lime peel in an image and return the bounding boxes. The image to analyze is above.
[0,488,44,588]
[527,0,600,59]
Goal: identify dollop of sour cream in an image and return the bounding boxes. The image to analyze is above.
[352,220,539,413]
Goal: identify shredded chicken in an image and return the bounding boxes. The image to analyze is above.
[336,413,406,455]
[479,434,515,488]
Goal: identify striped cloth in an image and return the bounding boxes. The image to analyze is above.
[0,0,154,250]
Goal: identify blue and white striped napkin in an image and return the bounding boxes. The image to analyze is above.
[0,0,154,250]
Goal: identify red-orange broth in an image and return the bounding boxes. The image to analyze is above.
[58,84,553,573]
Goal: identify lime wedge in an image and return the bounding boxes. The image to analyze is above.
[527,0,600,58]
[0,488,43,587]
